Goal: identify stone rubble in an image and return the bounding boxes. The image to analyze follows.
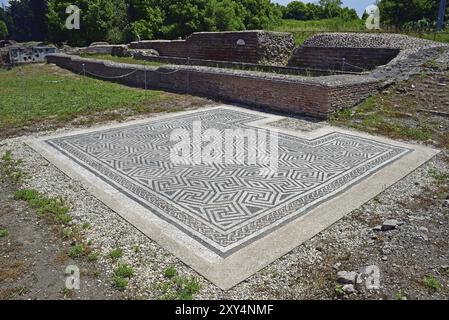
[303,33,448,50]
[337,271,358,284]
[381,219,402,231]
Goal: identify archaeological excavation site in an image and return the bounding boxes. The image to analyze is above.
[46,30,449,118]
[1,0,449,308]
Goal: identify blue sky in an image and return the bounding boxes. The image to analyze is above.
[0,0,374,16]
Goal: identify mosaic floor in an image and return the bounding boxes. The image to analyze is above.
[30,106,438,289]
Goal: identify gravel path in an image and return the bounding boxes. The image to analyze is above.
[1,107,448,300]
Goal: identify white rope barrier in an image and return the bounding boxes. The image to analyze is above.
[342,59,366,71]
[84,68,139,79]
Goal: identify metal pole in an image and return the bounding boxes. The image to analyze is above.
[185,57,190,109]
[19,67,29,114]
[144,66,147,90]
[82,63,88,106]
[437,0,447,32]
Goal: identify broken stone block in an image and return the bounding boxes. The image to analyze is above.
[342,284,355,293]
[337,271,358,284]
[381,219,400,231]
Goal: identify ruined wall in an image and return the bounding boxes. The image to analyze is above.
[81,45,116,55]
[288,47,400,72]
[47,54,378,118]
[129,31,295,66]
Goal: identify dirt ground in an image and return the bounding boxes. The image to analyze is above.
[0,161,120,300]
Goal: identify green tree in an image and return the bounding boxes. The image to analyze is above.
[158,0,209,39]
[0,20,8,38]
[283,0,357,21]
[340,7,358,21]
[284,1,308,20]
[47,0,129,46]
[378,0,447,28]
[320,0,343,19]
[6,0,289,44]
[318,0,342,7]
[127,0,163,41]
[204,0,245,31]
[239,0,282,30]
[304,3,323,20]
[6,0,47,41]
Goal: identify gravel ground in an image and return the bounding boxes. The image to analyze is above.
[370,46,449,84]
[269,117,325,132]
[1,106,448,300]
[303,33,448,49]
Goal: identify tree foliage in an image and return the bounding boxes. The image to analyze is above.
[378,0,448,29]
[4,0,47,42]
[2,0,447,46]
[46,0,129,46]
[284,0,358,21]
[0,20,8,39]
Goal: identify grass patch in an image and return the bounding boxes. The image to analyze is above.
[271,19,449,46]
[114,263,134,278]
[14,189,71,225]
[395,291,408,300]
[0,64,171,135]
[87,252,99,262]
[271,18,365,45]
[81,222,91,230]
[423,275,441,291]
[79,53,166,67]
[0,150,24,184]
[1,150,12,161]
[0,286,30,300]
[0,228,9,237]
[109,248,123,260]
[112,275,129,291]
[164,266,177,279]
[429,169,449,185]
[158,267,201,300]
[159,275,201,300]
[112,263,134,291]
[409,32,449,45]
[334,284,344,296]
[68,244,85,258]
[331,92,436,144]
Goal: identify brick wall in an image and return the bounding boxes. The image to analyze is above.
[47,54,378,118]
[129,31,295,66]
[288,47,400,72]
[132,55,357,76]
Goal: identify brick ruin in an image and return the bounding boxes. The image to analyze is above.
[46,53,378,118]
[288,46,400,72]
[128,31,295,66]
[47,30,445,118]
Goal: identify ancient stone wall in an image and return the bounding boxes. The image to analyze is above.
[129,31,295,66]
[82,45,116,55]
[132,55,358,76]
[288,47,400,72]
[47,54,378,118]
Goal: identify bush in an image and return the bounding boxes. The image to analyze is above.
[0,20,8,39]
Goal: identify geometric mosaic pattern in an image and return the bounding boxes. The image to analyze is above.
[46,108,410,256]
